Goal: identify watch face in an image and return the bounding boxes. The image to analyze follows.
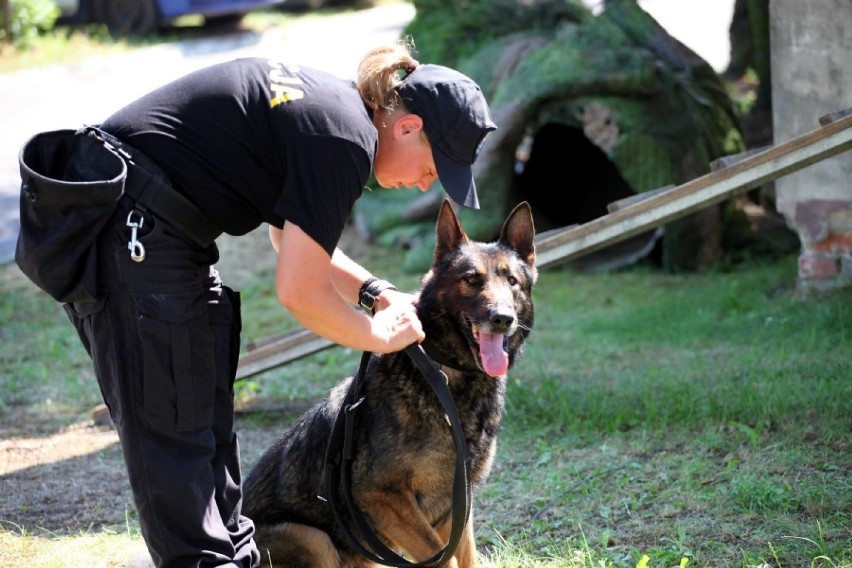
[360,294,376,312]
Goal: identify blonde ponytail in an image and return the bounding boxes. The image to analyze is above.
[356,37,420,113]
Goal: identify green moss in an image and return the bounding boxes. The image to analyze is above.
[612,131,677,193]
[405,0,591,66]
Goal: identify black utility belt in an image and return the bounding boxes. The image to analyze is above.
[85,127,222,249]
[122,161,221,248]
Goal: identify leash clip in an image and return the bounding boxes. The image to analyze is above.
[126,210,146,262]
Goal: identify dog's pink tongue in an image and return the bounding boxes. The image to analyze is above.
[479,333,508,377]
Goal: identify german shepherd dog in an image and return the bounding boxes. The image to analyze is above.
[243,199,537,568]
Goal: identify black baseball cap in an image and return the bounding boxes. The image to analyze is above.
[397,64,497,209]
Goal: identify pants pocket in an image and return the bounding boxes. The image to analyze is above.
[63,295,108,358]
[132,290,215,432]
[63,296,121,422]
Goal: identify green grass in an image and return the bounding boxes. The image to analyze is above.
[510,262,850,437]
[475,256,851,568]
[0,521,145,568]
[2,241,850,567]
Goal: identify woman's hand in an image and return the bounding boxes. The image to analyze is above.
[372,288,418,314]
[370,298,425,352]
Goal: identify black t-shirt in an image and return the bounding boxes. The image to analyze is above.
[102,57,376,255]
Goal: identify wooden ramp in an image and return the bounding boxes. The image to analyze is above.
[535,108,852,268]
[236,109,852,380]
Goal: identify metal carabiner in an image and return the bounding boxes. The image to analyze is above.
[126,210,146,262]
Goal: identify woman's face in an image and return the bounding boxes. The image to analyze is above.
[373,112,439,193]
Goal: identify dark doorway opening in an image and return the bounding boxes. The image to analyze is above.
[512,122,662,270]
[513,123,635,231]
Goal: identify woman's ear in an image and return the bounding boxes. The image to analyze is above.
[392,113,424,138]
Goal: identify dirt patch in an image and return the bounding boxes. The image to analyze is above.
[1,413,138,533]
[0,401,296,536]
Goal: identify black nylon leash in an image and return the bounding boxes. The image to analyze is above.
[322,343,472,567]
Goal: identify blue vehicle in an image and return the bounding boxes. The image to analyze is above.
[56,0,284,35]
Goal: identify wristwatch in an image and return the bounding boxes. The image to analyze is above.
[358,277,397,314]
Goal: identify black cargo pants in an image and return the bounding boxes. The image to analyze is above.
[63,193,260,567]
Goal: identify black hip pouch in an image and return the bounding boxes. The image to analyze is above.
[16,128,127,304]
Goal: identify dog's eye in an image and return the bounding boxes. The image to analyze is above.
[464,274,483,287]
[506,275,518,286]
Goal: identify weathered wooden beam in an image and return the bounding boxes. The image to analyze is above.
[819,107,852,126]
[237,328,334,380]
[709,147,771,171]
[606,185,674,213]
[536,111,852,268]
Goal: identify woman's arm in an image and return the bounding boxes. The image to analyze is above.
[269,222,424,353]
[329,248,416,313]
[329,247,374,306]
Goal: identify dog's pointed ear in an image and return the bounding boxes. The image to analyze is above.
[434,199,468,263]
[500,201,536,266]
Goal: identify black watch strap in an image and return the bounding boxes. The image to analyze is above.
[358,278,397,314]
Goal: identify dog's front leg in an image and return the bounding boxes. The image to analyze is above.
[357,489,459,567]
[436,504,477,568]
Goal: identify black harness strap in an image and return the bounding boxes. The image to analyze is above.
[323,344,472,567]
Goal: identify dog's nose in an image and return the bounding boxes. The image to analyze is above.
[489,309,515,332]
